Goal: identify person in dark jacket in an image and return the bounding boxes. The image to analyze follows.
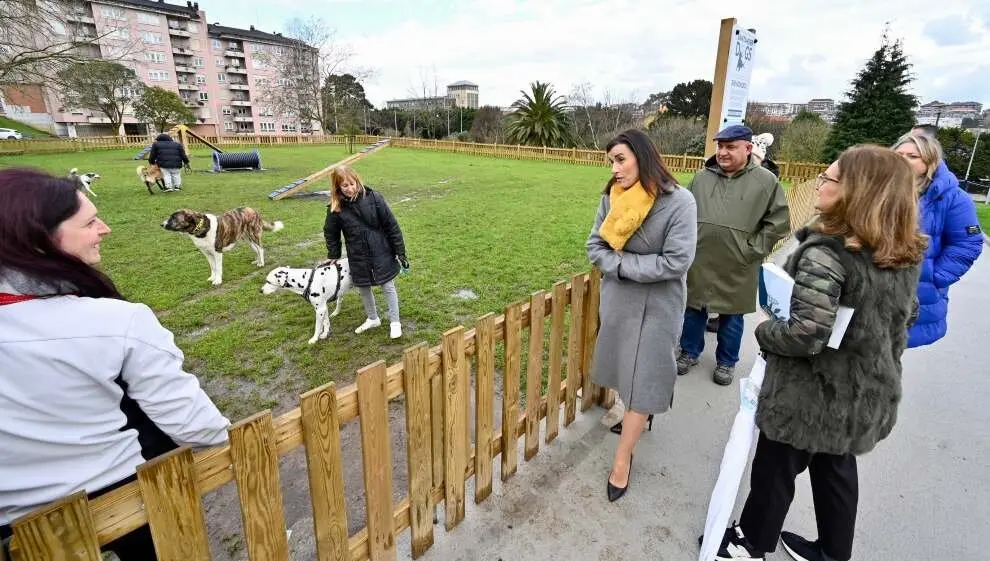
[147,133,189,191]
[713,145,925,561]
[892,132,983,348]
[323,165,408,339]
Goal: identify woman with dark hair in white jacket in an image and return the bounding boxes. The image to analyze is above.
[0,168,230,560]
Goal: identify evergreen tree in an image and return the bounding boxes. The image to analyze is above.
[822,31,917,161]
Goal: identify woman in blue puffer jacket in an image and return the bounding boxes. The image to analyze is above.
[893,133,983,347]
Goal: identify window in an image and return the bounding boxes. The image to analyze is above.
[198,91,209,101]
[251,43,263,52]
[51,21,67,35]
[259,122,275,132]
[142,31,164,44]
[193,57,204,68]
[148,70,169,81]
[217,73,226,83]
[212,39,222,50]
[276,77,290,87]
[187,22,199,33]
[215,56,224,67]
[254,77,270,86]
[110,27,130,40]
[252,58,267,70]
[228,41,239,49]
[222,106,232,116]
[274,47,283,55]
[281,123,297,132]
[224,121,235,132]
[145,51,166,63]
[101,7,125,20]
[137,13,159,25]
[259,107,274,117]
[195,74,206,84]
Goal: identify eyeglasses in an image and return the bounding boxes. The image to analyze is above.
[815,173,839,189]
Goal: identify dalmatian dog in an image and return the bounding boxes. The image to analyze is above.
[261,260,355,344]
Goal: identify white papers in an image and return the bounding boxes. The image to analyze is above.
[759,263,854,349]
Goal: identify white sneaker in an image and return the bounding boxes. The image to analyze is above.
[390,322,402,339]
[354,318,381,334]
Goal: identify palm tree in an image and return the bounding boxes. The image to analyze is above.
[505,81,571,147]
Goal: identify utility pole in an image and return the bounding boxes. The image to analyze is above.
[393,109,398,134]
[964,130,982,181]
[460,107,463,132]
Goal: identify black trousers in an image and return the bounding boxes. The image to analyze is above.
[739,433,858,561]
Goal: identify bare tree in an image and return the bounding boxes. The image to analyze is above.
[568,83,641,149]
[58,60,142,134]
[1,0,135,85]
[258,16,370,134]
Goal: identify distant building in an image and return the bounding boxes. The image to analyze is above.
[916,100,983,128]
[446,81,478,109]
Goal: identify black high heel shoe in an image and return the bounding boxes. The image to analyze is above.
[606,455,634,502]
[609,413,654,435]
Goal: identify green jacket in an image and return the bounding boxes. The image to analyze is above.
[755,228,920,455]
[685,156,790,314]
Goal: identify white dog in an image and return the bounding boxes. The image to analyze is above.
[261,260,355,344]
[68,168,101,198]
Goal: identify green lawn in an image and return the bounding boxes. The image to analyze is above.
[977,204,990,234]
[0,115,53,138]
[2,145,693,418]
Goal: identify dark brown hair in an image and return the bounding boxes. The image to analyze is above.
[604,129,678,196]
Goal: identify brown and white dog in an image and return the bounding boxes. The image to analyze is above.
[68,168,101,198]
[137,164,167,194]
[162,207,284,286]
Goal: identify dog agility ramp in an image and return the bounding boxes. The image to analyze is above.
[268,137,391,200]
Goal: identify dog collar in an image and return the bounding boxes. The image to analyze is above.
[191,217,209,237]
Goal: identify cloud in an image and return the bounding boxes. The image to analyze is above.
[923,16,976,46]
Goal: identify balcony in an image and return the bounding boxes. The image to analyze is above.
[226,66,248,75]
[168,28,191,37]
[171,46,192,55]
[230,100,252,107]
[228,84,250,91]
[224,50,245,58]
[177,84,198,91]
[182,99,199,107]
[233,116,253,123]
[174,65,195,74]
[67,13,96,24]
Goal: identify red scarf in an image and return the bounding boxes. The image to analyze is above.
[0,293,39,306]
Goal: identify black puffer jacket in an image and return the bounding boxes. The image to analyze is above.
[148,134,189,169]
[324,187,406,287]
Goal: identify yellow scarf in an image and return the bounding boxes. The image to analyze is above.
[599,181,655,250]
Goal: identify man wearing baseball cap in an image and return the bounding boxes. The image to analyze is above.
[678,124,790,386]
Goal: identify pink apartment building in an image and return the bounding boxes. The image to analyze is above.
[4,0,318,137]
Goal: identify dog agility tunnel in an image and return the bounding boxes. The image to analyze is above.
[212,149,262,172]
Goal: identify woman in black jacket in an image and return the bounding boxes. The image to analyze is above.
[323,165,408,339]
[713,145,926,561]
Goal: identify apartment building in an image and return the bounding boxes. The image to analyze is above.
[385,80,479,111]
[6,0,318,137]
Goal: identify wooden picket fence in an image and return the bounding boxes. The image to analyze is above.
[1,133,827,183]
[3,271,605,561]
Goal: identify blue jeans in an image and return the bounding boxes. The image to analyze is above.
[679,307,744,367]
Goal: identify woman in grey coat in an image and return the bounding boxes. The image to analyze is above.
[586,129,697,502]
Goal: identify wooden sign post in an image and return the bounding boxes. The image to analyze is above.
[705,18,758,157]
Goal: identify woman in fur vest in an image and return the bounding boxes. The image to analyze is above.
[713,145,925,561]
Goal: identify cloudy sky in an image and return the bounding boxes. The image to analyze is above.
[201,0,990,109]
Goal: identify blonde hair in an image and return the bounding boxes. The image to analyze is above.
[892,133,943,188]
[329,165,365,213]
[815,144,927,269]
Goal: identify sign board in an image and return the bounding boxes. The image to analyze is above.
[718,25,757,128]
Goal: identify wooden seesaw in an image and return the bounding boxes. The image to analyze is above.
[267,137,391,200]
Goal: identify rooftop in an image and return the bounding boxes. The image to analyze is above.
[448,80,478,88]
[110,0,200,17]
[207,23,311,48]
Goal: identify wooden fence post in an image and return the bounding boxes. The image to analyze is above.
[565,274,585,426]
[525,291,546,460]
[582,270,601,410]
[474,313,496,503]
[11,491,102,561]
[441,327,468,530]
[546,281,566,443]
[402,345,434,558]
[299,382,350,561]
[357,362,397,560]
[136,447,212,561]
[502,302,522,481]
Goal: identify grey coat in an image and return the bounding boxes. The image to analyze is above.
[586,187,698,414]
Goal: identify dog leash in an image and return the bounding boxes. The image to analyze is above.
[302,262,344,302]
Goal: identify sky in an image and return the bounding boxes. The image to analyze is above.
[198,0,990,110]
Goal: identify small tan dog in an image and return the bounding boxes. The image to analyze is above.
[162,207,284,285]
[136,164,167,194]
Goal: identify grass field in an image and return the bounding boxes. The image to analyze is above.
[0,116,53,138]
[2,144,695,418]
[977,204,990,233]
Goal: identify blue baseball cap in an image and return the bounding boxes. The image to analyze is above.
[713,124,754,141]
